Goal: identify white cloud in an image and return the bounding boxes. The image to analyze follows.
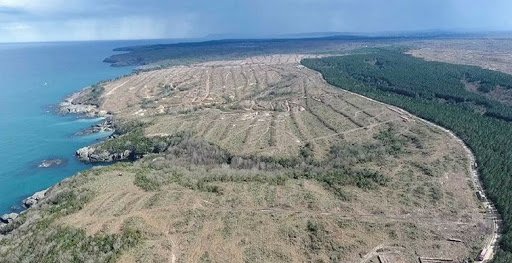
[0,0,71,13]
[0,14,197,42]
[0,0,199,42]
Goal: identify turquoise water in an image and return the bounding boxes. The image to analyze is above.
[0,41,140,214]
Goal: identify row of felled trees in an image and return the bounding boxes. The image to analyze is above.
[302,49,512,262]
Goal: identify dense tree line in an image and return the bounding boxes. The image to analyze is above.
[103,36,401,67]
[302,49,512,262]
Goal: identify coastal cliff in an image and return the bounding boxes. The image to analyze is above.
[59,85,109,117]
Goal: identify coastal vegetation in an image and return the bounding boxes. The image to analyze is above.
[0,174,141,262]
[302,49,512,261]
[136,128,398,195]
[72,84,105,107]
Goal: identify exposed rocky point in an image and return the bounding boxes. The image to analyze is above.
[59,92,99,117]
[0,213,18,224]
[59,89,108,117]
[74,118,115,136]
[23,189,48,208]
[76,146,132,163]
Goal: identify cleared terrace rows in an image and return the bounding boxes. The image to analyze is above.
[53,54,491,262]
[99,54,408,157]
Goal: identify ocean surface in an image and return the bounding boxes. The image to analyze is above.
[0,40,152,214]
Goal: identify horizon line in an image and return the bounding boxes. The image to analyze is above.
[1,29,512,45]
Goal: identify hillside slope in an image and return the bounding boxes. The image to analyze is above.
[303,49,512,262]
[0,54,489,263]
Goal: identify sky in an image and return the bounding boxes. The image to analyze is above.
[1,0,512,43]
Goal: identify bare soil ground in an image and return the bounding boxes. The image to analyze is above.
[98,55,409,158]
[408,39,512,106]
[408,39,512,75]
[53,54,492,262]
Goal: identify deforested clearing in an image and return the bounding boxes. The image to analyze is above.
[0,54,491,262]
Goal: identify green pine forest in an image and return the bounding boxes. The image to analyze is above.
[302,49,512,262]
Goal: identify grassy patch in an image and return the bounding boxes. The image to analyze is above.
[73,85,105,106]
[0,175,140,262]
[134,173,161,191]
[0,224,140,263]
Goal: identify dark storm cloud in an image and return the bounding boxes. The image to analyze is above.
[0,0,511,42]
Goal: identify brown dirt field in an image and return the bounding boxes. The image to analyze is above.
[50,54,493,262]
[97,54,420,159]
[407,39,512,75]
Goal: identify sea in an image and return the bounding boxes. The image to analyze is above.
[0,40,164,214]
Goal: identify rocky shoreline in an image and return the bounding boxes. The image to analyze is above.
[59,90,102,117]
[75,145,131,163]
[1,87,121,231]
[1,86,117,232]
[1,90,109,231]
[0,188,48,230]
[62,89,136,163]
[59,87,117,137]
[74,117,115,136]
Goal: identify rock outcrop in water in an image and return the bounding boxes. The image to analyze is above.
[76,146,131,163]
[37,159,66,168]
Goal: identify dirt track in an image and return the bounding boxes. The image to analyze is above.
[326,73,501,262]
